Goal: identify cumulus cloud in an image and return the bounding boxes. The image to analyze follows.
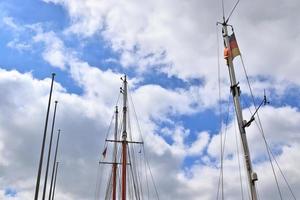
[0,0,299,199]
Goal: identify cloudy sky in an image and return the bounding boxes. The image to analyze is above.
[0,0,299,199]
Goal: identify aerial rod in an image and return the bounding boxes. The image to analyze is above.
[121,75,128,200]
[48,129,61,200]
[34,73,56,200]
[42,101,59,200]
[221,23,258,200]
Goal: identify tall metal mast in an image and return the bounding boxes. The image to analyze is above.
[121,75,128,200]
[221,23,258,200]
[51,162,59,200]
[42,101,58,200]
[48,129,61,200]
[112,106,118,200]
[35,73,55,200]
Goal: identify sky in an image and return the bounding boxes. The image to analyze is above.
[0,0,300,199]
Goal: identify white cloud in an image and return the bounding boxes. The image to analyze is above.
[42,0,300,85]
[7,39,32,52]
[2,17,20,31]
[33,31,69,70]
[1,61,300,200]
[1,1,300,199]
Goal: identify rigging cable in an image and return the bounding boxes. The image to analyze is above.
[216,95,231,200]
[269,146,297,200]
[221,0,225,21]
[216,24,224,200]
[129,89,160,200]
[238,54,283,199]
[226,0,240,23]
[96,93,121,200]
[127,106,142,200]
[95,110,115,200]
[234,116,245,200]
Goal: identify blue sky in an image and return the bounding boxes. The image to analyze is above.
[0,0,220,142]
[0,0,299,199]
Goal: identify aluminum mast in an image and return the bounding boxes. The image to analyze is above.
[222,22,258,200]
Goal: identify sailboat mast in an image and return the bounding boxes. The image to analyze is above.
[222,23,258,200]
[121,75,128,200]
[112,106,118,200]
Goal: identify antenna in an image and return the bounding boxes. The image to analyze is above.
[225,0,240,23]
[222,0,225,21]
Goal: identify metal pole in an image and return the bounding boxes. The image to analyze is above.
[222,24,258,200]
[51,162,59,200]
[34,73,56,200]
[42,101,58,200]
[112,106,118,200]
[121,76,128,200]
[48,129,61,200]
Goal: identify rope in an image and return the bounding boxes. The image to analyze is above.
[129,148,141,200]
[216,24,224,200]
[221,0,225,20]
[234,116,245,200]
[143,144,160,200]
[96,93,122,200]
[239,54,283,199]
[216,95,231,200]
[127,107,142,200]
[128,88,160,200]
[268,146,297,200]
[226,0,240,23]
[94,164,102,200]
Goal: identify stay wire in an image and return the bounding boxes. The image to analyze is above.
[128,88,160,200]
[221,0,225,20]
[234,115,245,200]
[269,145,297,200]
[127,106,141,200]
[216,95,231,200]
[216,23,224,200]
[96,111,115,200]
[239,54,283,199]
[96,92,121,200]
[226,0,240,23]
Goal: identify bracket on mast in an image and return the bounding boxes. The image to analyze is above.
[230,82,241,97]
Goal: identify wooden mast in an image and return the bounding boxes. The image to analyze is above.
[121,75,128,200]
[112,106,118,200]
[99,75,144,199]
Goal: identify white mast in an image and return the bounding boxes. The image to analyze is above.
[221,23,258,200]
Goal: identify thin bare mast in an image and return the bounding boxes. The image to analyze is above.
[48,129,61,200]
[34,73,56,200]
[42,101,58,200]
